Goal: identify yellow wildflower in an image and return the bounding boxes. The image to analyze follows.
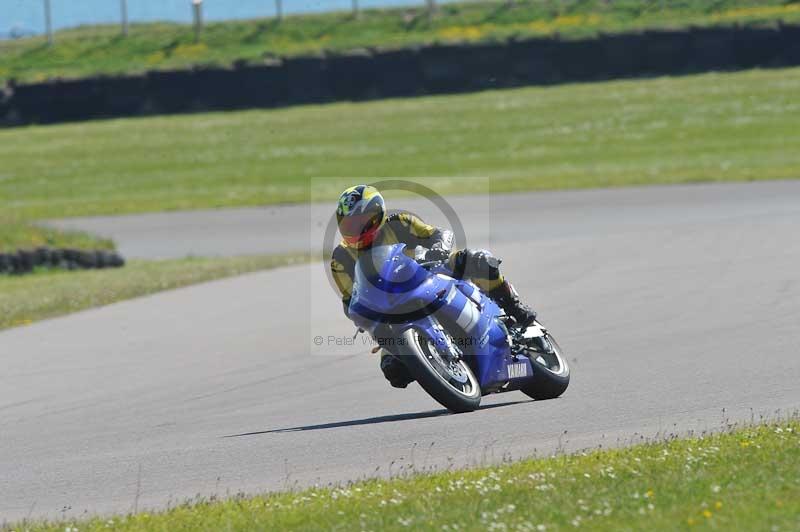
[146,50,166,65]
[553,15,584,28]
[173,43,209,59]
[438,26,484,41]
[712,4,800,22]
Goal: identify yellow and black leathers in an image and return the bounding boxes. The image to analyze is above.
[330,211,506,315]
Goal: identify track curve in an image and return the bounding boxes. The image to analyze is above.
[3,181,800,521]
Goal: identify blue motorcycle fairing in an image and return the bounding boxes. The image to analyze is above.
[348,244,452,331]
[348,244,536,392]
[432,278,509,388]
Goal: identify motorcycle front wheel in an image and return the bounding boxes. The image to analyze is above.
[396,327,482,413]
[519,332,570,400]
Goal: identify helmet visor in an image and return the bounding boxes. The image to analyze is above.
[339,212,382,240]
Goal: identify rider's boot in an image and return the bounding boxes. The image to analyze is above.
[488,280,537,329]
[380,352,415,388]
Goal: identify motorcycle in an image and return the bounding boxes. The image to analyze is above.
[348,243,570,413]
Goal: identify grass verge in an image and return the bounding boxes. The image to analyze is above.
[0,253,308,331]
[0,221,114,253]
[1,67,799,219]
[10,419,799,531]
[2,1,800,83]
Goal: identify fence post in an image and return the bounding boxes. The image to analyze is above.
[352,0,359,19]
[276,0,283,21]
[426,0,436,21]
[44,0,53,45]
[192,0,204,42]
[121,0,129,36]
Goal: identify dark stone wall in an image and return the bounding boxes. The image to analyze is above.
[2,24,799,127]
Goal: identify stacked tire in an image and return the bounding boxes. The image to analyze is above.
[0,247,125,275]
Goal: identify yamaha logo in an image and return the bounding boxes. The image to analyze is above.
[508,363,528,379]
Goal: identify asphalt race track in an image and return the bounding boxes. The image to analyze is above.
[3,181,800,521]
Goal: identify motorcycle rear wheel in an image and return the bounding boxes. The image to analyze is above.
[396,327,482,413]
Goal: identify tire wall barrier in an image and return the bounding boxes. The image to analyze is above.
[1,24,800,126]
[0,248,125,275]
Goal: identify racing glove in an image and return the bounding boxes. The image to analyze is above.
[424,228,454,262]
[424,247,451,262]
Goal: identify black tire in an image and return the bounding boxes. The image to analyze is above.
[395,327,481,413]
[16,250,35,274]
[77,250,97,269]
[520,333,571,400]
[107,252,126,268]
[48,248,64,267]
[34,247,51,266]
[0,253,11,274]
[94,250,108,268]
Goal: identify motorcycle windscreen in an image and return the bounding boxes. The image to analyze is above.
[349,244,447,324]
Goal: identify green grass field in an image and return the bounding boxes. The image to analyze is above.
[1,66,797,326]
[1,1,799,83]
[12,419,799,531]
[0,254,308,330]
[1,67,798,223]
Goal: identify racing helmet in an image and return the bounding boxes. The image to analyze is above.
[336,185,386,249]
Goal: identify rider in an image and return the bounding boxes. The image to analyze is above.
[331,184,537,388]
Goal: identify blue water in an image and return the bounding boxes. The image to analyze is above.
[0,0,428,38]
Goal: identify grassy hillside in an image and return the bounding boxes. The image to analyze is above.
[1,67,798,221]
[2,0,800,83]
[14,419,800,531]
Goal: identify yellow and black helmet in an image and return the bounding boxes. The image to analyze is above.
[336,185,386,248]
